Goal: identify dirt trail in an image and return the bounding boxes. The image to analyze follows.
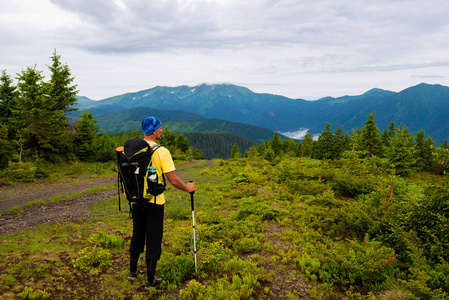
[0,160,214,236]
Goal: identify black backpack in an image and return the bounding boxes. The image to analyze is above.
[116,138,166,212]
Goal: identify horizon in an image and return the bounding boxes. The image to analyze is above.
[2,0,449,101]
[76,81,445,102]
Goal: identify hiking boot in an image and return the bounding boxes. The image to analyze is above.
[127,269,144,281]
[144,278,163,290]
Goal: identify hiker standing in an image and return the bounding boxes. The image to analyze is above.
[127,116,195,289]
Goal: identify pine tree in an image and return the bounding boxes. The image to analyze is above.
[74,110,100,161]
[301,132,314,157]
[414,130,434,171]
[432,145,449,174]
[175,133,190,152]
[334,124,350,158]
[0,70,17,127]
[47,50,78,115]
[230,143,241,159]
[0,71,17,167]
[385,125,417,176]
[92,132,115,162]
[160,126,176,150]
[313,123,336,160]
[12,66,59,155]
[380,121,396,156]
[0,124,14,168]
[360,112,381,157]
[270,132,283,156]
[283,138,297,157]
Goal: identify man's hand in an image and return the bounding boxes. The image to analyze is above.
[165,171,196,193]
[186,181,195,194]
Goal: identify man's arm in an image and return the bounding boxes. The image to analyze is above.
[165,171,195,193]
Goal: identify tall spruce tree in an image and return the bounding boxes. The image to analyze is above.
[47,50,78,115]
[74,110,100,161]
[0,70,17,127]
[301,132,314,157]
[46,50,79,157]
[313,123,336,160]
[283,138,297,157]
[0,124,14,168]
[414,130,434,171]
[433,145,449,174]
[230,143,241,159]
[385,125,417,176]
[12,66,59,156]
[270,132,283,156]
[175,133,190,152]
[160,126,176,150]
[0,71,17,167]
[334,124,350,158]
[360,112,381,157]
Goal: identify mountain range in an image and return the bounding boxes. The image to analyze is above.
[74,83,449,145]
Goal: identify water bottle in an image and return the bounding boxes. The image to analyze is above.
[148,166,157,182]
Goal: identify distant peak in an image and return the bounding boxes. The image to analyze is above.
[363,87,393,95]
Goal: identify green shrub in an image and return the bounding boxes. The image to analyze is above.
[233,173,250,185]
[402,185,449,262]
[72,246,112,270]
[88,231,124,248]
[330,170,378,198]
[1,162,37,183]
[288,178,329,196]
[180,274,260,300]
[234,202,282,221]
[299,235,401,291]
[235,237,261,253]
[397,263,449,300]
[166,200,190,220]
[198,241,232,273]
[19,286,50,299]
[158,252,195,285]
[336,180,408,243]
[0,273,17,286]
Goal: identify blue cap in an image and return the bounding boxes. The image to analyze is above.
[142,117,162,135]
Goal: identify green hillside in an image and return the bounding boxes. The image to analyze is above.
[91,107,285,146]
[90,107,204,133]
[76,83,449,145]
[182,132,257,159]
[164,118,280,144]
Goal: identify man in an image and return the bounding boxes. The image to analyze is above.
[127,116,195,289]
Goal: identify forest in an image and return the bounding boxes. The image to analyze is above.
[1,53,449,299]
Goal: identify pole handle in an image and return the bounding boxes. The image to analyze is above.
[189,181,194,211]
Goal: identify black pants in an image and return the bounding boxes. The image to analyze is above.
[129,202,164,260]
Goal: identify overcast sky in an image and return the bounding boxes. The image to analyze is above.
[1,0,448,100]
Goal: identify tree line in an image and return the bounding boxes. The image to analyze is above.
[2,52,448,182]
[240,112,449,176]
[0,51,199,183]
[182,132,256,159]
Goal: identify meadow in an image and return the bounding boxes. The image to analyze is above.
[1,154,448,299]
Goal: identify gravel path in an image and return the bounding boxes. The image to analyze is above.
[0,160,214,236]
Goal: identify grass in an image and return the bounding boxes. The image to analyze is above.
[0,158,447,299]
[177,161,208,172]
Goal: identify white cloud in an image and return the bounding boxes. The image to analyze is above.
[1,0,449,100]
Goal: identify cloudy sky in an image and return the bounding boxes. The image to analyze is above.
[1,0,448,100]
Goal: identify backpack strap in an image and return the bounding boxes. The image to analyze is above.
[148,144,166,204]
[115,146,124,212]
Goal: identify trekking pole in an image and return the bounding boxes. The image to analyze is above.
[189,181,198,271]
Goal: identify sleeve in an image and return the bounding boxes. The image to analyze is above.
[157,147,176,174]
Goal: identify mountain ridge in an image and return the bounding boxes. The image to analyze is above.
[75,83,449,145]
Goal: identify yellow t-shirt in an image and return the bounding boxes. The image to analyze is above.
[145,140,175,205]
